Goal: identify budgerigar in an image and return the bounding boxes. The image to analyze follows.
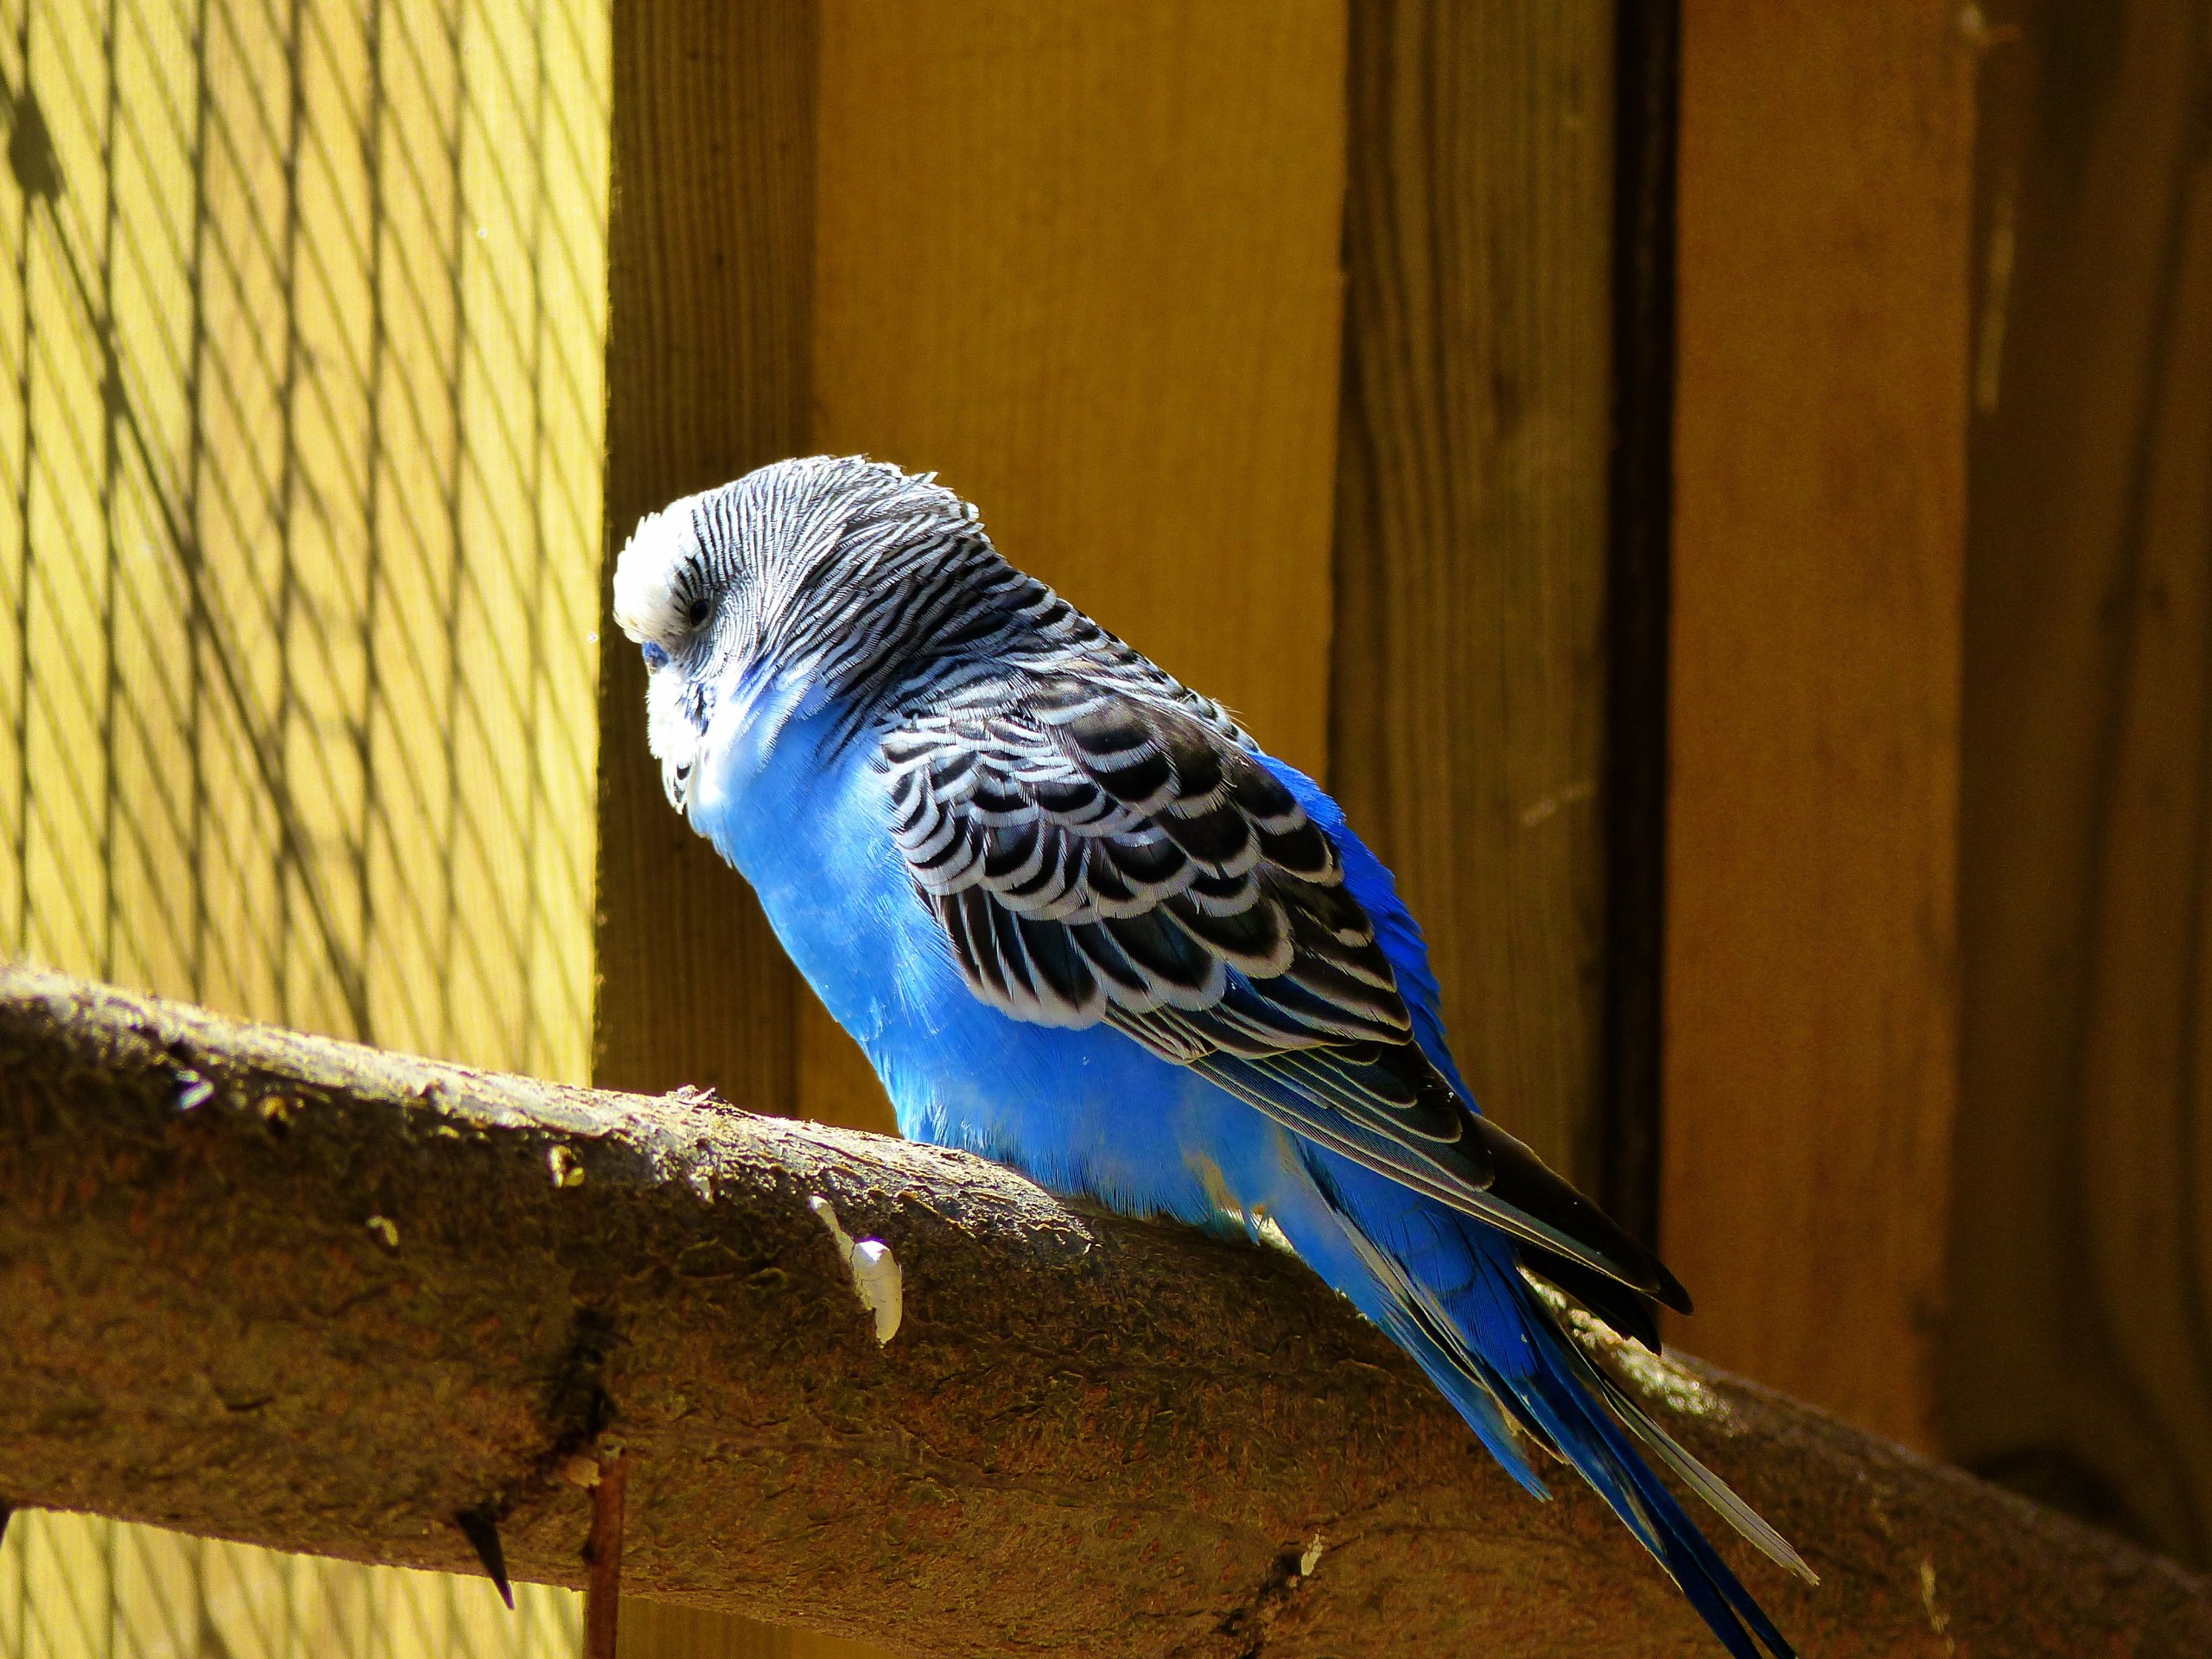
[613,456,1811,1656]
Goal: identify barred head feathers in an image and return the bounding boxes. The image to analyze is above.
[613,458,994,804]
[615,455,1226,805]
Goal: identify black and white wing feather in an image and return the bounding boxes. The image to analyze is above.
[877,677,1685,1312]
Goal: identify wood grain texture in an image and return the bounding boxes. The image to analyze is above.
[11,965,2212,1659]
[594,0,816,1108]
[810,0,1347,776]
[596,9,856,1653]
[1330,0,1615,1185]
[3,2,609,1650]
[1944,0,2212,1563]
[1662,1,1978,1452]
[798,0,1351,1135]
[620,1605,882,1659]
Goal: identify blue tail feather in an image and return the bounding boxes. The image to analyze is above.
[1311,1154,1798,1659]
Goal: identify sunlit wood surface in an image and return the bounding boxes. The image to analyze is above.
[1331,0,1617,1183]
[0,0,610,1650]
[1663,0,1978,1453]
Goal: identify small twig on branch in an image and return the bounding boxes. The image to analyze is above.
[0,966,2205,1657]
[585,1453,630,1659]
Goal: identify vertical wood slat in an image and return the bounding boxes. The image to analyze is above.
[528,0,613,1088]
[193,0,292,1029]
[592,0,815,1109]
[800,0,1350,1132]
[105,0,202,1014]
[278,0,375,1046]
[1663,0,1978,1451]
[1944,0,2212,1562]
[810,0,1347,777]
[361,0,469,1063]
[0,3,25,963]
[22,0,120,987]
[2074,134,2212,1559]
[1330,0,1616,1185]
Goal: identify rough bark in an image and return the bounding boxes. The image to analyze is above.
[0,967,2202,1656]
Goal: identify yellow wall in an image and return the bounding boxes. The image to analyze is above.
[0,0,609,1650]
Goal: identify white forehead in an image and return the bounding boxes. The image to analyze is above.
[611,496,703,645]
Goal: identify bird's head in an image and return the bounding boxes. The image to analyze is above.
[613,455,1007,811]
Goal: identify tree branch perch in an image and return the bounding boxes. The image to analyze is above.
[0,967,2202,1656]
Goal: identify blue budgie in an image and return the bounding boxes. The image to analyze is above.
[613,455,1811,1656]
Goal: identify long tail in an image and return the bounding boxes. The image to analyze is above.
[1319,1168,1812,1659]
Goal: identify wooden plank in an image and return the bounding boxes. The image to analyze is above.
[0,6,26,963]
[20,0,122,988]
[1943,0,2212,1562]
[1330,0,1615,1184]
[189,0,294,1030]
[361,0,467,1062]
[2072,143,2212,1559]
[804,0,1349,1132]
[594,13,834,1651]
[103,0,203,1012]
[1662,0,1977,1452]
[449,0,537,1072]
[811,0,1346,775]
[592,0,814,1110]
[526,0,613,1088]
[276,0,375,1047]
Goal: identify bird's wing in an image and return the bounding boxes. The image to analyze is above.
[876,677,1682,1308]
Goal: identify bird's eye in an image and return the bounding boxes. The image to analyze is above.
[684,594,711,628]
[640,641,670,671]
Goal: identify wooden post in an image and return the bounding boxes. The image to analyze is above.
[1944,0,2212,1561]
[798,0,1351,1129]
[1331,0,1618,1185]
[593,0,816,1112]
[1662,1,1978,1452]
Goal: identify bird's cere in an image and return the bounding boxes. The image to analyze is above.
[808,1194,904,1344]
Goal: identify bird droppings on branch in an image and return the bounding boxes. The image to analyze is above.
[810,1192,906,1344]
[562,1455,602,1491]
[2,966,2209,1658]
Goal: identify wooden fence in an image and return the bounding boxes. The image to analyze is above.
[3,1,2209,1656]
[0,0,607,1652]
